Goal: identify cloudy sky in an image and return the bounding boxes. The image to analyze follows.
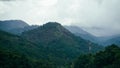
[0,0,120,37]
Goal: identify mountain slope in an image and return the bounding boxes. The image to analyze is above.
[0,30,44,59]
[0,25,102,67]
[22,22,103,62]
[65,26,97,42]
[0,20,29,34]
[65,26,120,46]
[102,36,120,46]
[0,20,38,35]
[0,22,103,67]
[94,35,120,46]
[0,20,29,29]
[0,30,55,68]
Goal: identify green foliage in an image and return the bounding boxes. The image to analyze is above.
[0,49,33,68]
[73,44,120,68]
[0,22,103,67]
[73,54,94,68]
[94,44,120,68]
[21,22,103,66]
[0,30,56,68]
[0,48,55,68]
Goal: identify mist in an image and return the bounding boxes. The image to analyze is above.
[0,0,120,36]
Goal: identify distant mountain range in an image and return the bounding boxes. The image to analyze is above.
[0,20,103,67]
[0,20,120,67]
[0,20,120,46]
[65,26,120,46]
[65,26,97,42]
[0,20,38,35]
[98,35,120,46]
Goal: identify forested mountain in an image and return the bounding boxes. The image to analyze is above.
[94,35,120,46]
[22,22,103,66]
[65,26,97,42]
[65,26,120,46]
[0,20,29,34]
[1,20,120,68]
[73,44,120,68]
[0,20,29,29]
[98,35,120,46]
[22,22,102,53]
[0,30,55,68]
[0,20,120,46]
[0,22,103,67]
[0,20,38,35]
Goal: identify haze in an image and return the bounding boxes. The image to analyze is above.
[0,0,120,36]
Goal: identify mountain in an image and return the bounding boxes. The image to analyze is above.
[65,26,120,46]
[101,35,120,46]
[0,22,103,67]
[0,20,38,35]
[0,30,55,68]
[1,20,119,46]
[0,20,29,34]
[22,22,102,52]
[22,22,103,66]
[65,26,97,42]
[0,20,29,29]
[94,34,120,46]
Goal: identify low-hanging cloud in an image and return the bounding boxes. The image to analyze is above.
[0,0,120,36]
[0,0,24,1]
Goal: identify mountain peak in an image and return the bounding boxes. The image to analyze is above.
[0,20,29,29]
[0,20,30,34]
[22,22,72,43]
[42,22,62,29]
[45,22,61,25]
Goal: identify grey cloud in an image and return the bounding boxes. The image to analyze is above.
[96,0,104,5]
[0,0,120,36]
[0,0,15,1]
[0,0,25,1]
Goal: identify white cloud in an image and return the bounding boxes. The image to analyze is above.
[0,0,120,36]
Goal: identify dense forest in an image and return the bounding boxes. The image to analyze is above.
[73,44,120,68]
[0,21,120,68]
[0,30,55,68]
[0,48,55,68]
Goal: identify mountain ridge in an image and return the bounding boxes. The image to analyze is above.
[22,22,102,53]
[0,20,39,35]
[0,19,119,47]
[65,26,97,42]
[0,20,103,67]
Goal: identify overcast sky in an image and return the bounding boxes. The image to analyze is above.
[0,0,120,37]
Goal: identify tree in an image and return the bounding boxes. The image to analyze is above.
[73,44,120,68]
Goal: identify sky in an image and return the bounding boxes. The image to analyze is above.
[0,0,120,37]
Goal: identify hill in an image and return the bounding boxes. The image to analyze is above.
[0,21,103,67]
[22,22,102,53]
[22,22,103,66]
[65,26,120,46]
[65,26,97,42]
[0,30,55,68]
[101,36,120,46]
[0,20,38,35]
